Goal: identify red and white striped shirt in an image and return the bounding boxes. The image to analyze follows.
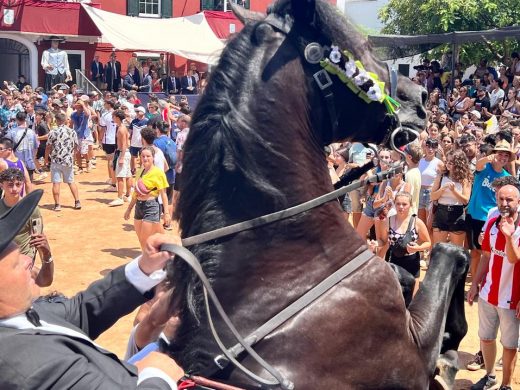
[480,216,520,309]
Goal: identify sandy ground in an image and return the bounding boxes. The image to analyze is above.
[34,150,519,389]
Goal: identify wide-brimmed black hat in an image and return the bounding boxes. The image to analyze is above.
[44,36,66,42]
[0,190,43,256]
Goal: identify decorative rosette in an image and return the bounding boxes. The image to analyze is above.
[329,45,342,64]
[318,44,401,114]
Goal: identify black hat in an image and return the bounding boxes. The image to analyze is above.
[0,190,43,256]
[45,36,65,42]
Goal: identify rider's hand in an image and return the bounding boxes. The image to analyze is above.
[134,351,184,382]
[139,234,181,276]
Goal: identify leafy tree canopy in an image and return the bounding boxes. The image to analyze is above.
[379,0,520,65]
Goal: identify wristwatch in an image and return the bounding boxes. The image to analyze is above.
[42,256,54,264]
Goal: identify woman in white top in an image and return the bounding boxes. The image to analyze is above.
[430,149,472,246]
[418,138,443,229]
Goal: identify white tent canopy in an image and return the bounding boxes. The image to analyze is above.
[82,4,225,65]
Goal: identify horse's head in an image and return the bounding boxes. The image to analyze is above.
[232,0,426,149]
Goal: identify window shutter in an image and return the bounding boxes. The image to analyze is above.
[161,0,172,18]
[201,0,215,10]
[127,0,139,16]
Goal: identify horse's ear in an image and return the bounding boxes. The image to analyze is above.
[230,2,265,25]
[291,0,316,24]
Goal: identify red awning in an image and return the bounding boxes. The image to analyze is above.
[203,11,243,39]
[0,0,101,37]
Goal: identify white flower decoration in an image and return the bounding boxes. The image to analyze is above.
[354,70,369,86]
[367,84,382,101]
[329,45,342,64]
[344,60,357,78]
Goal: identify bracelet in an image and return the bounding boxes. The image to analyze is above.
[42,256,53,264]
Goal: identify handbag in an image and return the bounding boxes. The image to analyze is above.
[391,215,416,258]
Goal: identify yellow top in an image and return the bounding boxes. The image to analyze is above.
[134,166,169,199]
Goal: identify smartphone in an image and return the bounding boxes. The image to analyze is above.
[31,218,43,235]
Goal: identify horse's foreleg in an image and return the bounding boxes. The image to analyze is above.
[406,244,469,373]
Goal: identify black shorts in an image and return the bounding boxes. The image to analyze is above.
[465,213,485,250]
[389,252,420,278]
[36,144,46,159]
[166,183,174,204]
[102,143,117,155]
[173,172,182,191]
[432,204,466,232]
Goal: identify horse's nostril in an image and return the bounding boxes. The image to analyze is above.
[421,90,428,106]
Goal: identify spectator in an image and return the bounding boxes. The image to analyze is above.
[99,99,117,191]
[70,99,92,174]
[0,168,53,287]
[430,149,471,246]
[466,140,512,279]
[449,86,472,120]
[489,78,505,114]
[105,52,122,92]
[356,148,392,240]
[109,109,132,207]
[418,138,442,229]
[377,191,431,291]
[459,134,478,173]
[45,112,81,211]
[0,191,184,388]
[124,65,139,91]
[139,66,152,93]
[6,111,38,181]
[0,137,32,194]
[124,146,170,249]
[90,54,104,91]
[180,70,197,95]
[403,143,423,215]
[467,184,520,390]
[152,122,176,227]
[34,110,49,180]
[166,70,180,95]
[474,86,492,120]
[129,106,149,175]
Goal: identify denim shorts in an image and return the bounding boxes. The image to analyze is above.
[129,146,142,157]
[341,194,352,214]
[478,298,520,349]
[362,195,385,218]
[419,187,432,209]
[134,199,160,223]
[50,163,74,184]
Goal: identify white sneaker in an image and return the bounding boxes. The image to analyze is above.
[123,195,131,202]
[104,185,117,193]
[109,197,124,207]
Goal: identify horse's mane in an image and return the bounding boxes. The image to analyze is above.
[168,0,374,370]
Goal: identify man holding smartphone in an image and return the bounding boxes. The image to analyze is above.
[0,168,53,287]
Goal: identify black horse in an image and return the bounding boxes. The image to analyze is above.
[166,0,469,388]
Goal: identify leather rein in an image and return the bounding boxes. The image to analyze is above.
[159,12,406,390]
[160,165,403,390]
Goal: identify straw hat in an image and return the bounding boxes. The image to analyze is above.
[493,140,514,160]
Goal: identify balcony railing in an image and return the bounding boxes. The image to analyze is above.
[75,69,102,96]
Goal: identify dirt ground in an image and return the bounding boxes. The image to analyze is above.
[35,150,519,389]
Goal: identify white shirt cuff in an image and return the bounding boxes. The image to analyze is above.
[137,367,177,389]
[125,256,167,294]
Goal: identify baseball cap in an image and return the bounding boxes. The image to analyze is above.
[0,190,43,256]
[136,106,146,114]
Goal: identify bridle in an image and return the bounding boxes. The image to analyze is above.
[256,12,405,155]
[160,12,409,390]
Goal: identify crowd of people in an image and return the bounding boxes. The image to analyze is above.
[327,55,520,390]
[1,53,520,389]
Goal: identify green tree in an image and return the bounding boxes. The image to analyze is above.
[379,0,520,65]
